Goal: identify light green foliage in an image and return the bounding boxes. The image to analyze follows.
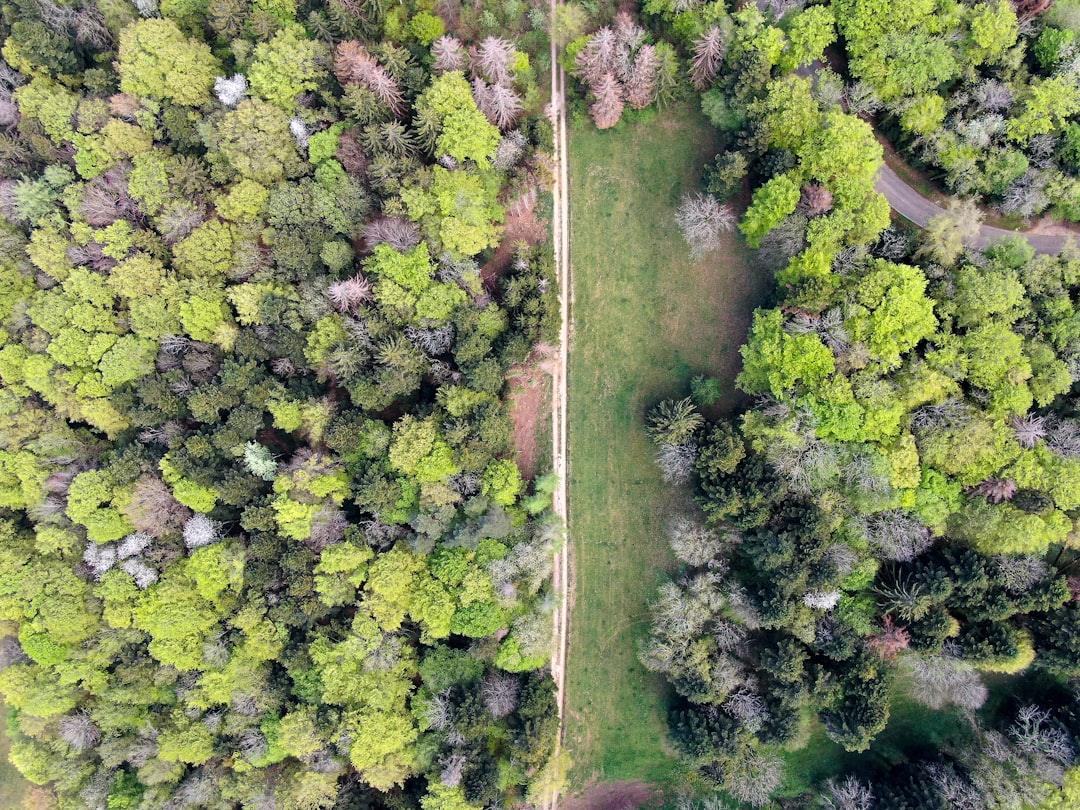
[117,19,221,105]
[13,78,78,143]
[248,25,325,110]
[779,6,836,72]
[949,501,1070,555]
[409,12,445,45]
[66,470,134,543]
[314,542,374,607]
[1007,76,1080,142]
[416,73,501,166]
[216,179,270,222]
[160,455,218,512]
[389,416,460,483]
[966,1,1019,65]
[845,260,937,370]
[797,111,882,209]
[307,123,345,165]
[134,545,244,670]
[403,167,504,257]
[740,173,800,248]
[738,308,836,396]
[834,0,962,101]
[348,708,420,791]
[949,262,1029,327]
[898,94,946,136]
[271,455,349,540]
[172,221,238,279]
[754,75,821,151]
[481,458,524,506]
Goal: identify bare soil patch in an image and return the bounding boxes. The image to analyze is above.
[507,344,556,480]
[483,186,548,288]
[562,781,661,810]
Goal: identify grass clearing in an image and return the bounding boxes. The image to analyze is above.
[0,705,28,808]
[564,103,770,789]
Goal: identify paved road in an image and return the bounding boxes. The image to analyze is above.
[875,164,1074,256]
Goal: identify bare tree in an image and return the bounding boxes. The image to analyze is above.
[995,555,1050,593]
[473,78,522,129]
[588,72,625,130]
[327,275,373,312]
[58,713,101,751]
[473,36,517,86]
[214,74,247,107]
[481,671,520,718]
[440,752,467,787]
[901,653,988,711]
[365,217,421,252]
[574,27,618,86]
[844,81,882,118]
[1000,169,1050,218]
[724,690,766,733]
[624,44,659,110]
[690,27,726,90]
[724,747,784,807]
[184,514,222,549]
[973,78,1015,112]
[919,198,983,267]
[431,35,467,73]
[822,775,874,810]
[334,42,405,116]
[969,477,1018,504]
[858,510,933,561]
[675,192,735,257]
[1010,705,1075,766]
[666,516,722,566]
[656,442,698,484]
[1047,418,1080,459]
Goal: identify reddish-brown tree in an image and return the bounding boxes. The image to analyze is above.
[589,72,625,130]
[691,26,726,90]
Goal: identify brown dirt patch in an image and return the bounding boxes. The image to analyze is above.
[1027,217,1080,237]
[561,781,662,810]
[483,186,549,289]
[507,344,556,480]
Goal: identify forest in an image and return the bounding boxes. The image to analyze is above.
[561,0,1080,807]
[0,0,564,806]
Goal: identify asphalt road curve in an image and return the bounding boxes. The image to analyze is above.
[875,163,1074,256]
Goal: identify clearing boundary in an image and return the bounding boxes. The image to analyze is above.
[547,6,571,809]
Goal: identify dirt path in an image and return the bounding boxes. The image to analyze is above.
[547,4,572,809]
[875,164,1075,256]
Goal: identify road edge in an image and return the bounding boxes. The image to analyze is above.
[546,4,571,809]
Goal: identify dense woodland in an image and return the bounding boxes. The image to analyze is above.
[0,0,563,806]
[561,0,1080,806]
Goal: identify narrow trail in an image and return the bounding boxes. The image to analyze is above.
[875,164,1075,256]
[546,7,571,810]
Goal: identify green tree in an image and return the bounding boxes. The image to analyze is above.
[248,25,326,110]
[118,19,221,106]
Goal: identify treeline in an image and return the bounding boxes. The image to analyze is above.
[557,0,1080,806]
[0,0,562,807]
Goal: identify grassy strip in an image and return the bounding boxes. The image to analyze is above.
[564,103,769,788]
[0,705,28,807]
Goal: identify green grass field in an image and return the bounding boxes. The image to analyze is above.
[0,705,28,808]
[564,104,770,789]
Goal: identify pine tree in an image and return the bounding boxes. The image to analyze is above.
[588,72,625,130]
[624,45,659,110]
[691,27,726,90]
